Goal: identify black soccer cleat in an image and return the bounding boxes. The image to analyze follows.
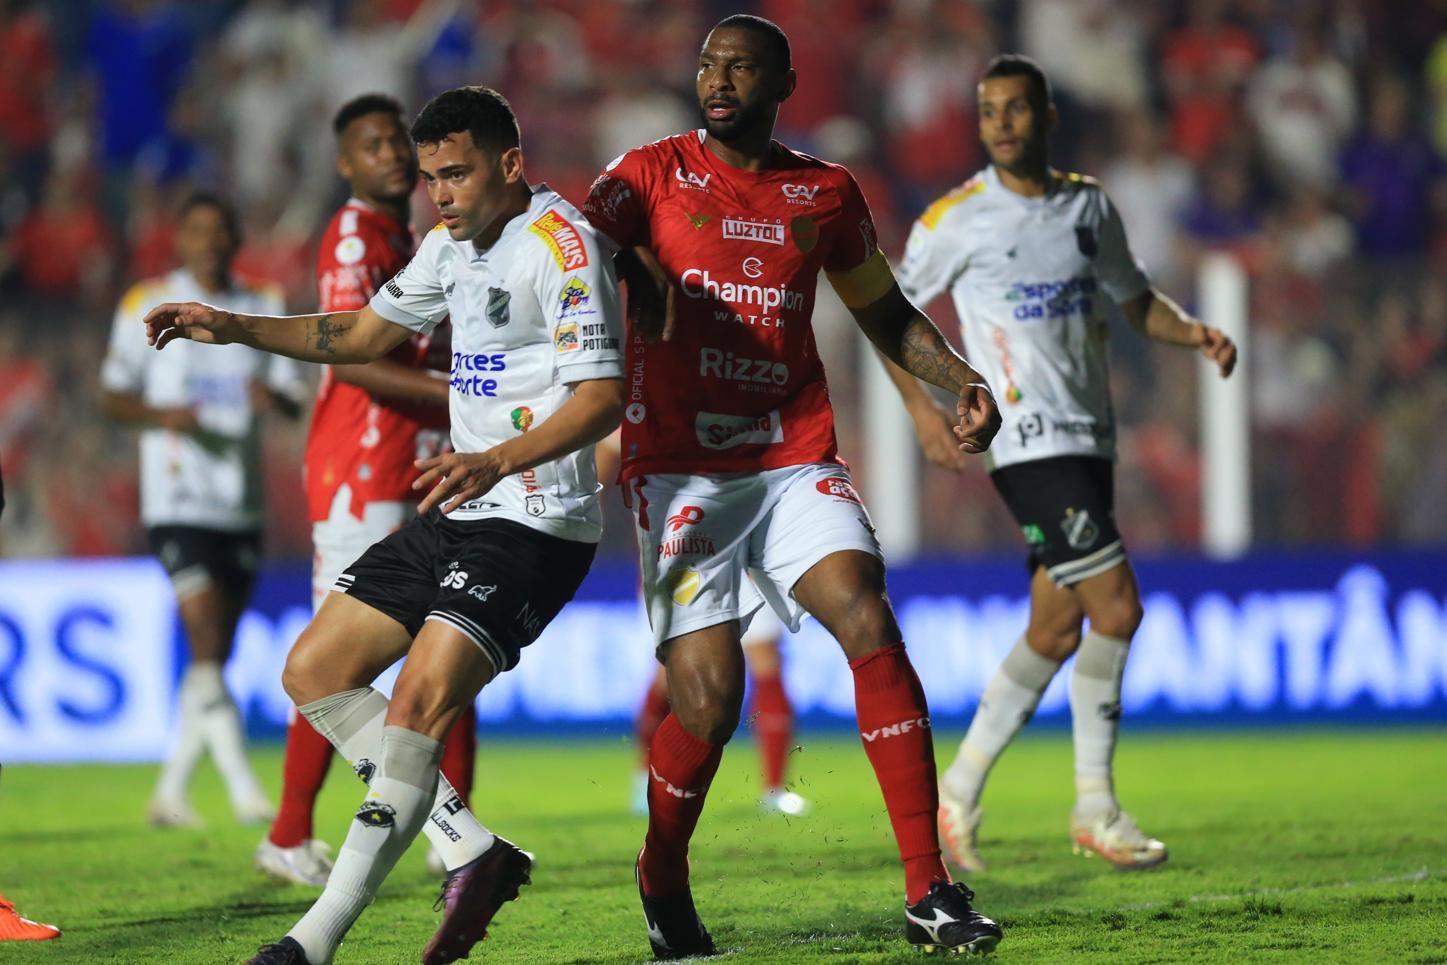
[635,854,716,960]
[245,936,312,965]
[421,834,533,965]
[904,881,1003,955]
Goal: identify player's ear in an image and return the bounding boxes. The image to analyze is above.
[498,146,525,185]
[335,151,352,181]
[776,68,797,103]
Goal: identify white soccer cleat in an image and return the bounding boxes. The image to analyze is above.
[937,788,987,873]
[148,796,203,829]
[232,795,277,826]
[759,788,811,817]
[255,837,333,887]
[1070,807,1168,869]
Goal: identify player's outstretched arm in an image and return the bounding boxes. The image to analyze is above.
[1119,288,1238,378]
[143,303,414,365]
[412,377,625,514]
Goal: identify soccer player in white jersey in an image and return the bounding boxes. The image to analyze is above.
[145,87,625,965]
[102,191,304,829]
[894,55,1237,872]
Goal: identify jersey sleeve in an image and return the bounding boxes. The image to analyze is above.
[821,169,897,308]
[368,226,450,334]
[896,212,969,309]
[100,283,151,393]
[581,149,653,249]
[317,217,385,312]
[529,207,625,384]
[1094,190,1151,304]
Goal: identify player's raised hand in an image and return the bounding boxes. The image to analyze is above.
[954,383,1001,454]
[1199,325,1237,378]
[413,451,505,515]
[909,398,965,471]
[620,245,677,343]
[144,302,243,350]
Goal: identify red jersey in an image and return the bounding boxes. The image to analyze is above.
[583,131,879,480]
[303,200,450,522]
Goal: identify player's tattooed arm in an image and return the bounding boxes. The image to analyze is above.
[144,303,414,364]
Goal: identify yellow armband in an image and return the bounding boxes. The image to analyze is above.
[826,249,895,309]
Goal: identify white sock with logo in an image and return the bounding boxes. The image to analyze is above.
[1070,631,1130,817]
[300,687,495,869]
[154,664,210,803]
[186,663,270,814]
[941,636,1061,807]
[288,726,442,965]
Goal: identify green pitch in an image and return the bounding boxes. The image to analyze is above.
[2,729,1444,963]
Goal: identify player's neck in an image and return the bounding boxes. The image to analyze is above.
[357,192,411,229]
[703,130,775,173]
[995,161,1052,198]
[470,184,533,252]
[190,269,230,294]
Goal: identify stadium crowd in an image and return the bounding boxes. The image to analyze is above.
[1,0,1444,560]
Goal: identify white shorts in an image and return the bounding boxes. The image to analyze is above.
[311,485,414,611]
[631,463,883,646]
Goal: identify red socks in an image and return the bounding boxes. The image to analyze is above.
[635,675,672,765]
[749,669,792,791]
[850,643,950,904]
[269,714,334,848]
[639,712,723,896]
[440,704,477,805]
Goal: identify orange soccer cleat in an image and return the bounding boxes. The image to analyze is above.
[0,895,61,941]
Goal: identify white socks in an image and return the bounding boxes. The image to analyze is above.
[155,662,268,814]
[1070,631,1130,817]
[288,726,442,965]
[941,636,1061,807]
[299,687,494,870]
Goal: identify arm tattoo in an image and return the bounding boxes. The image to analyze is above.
[898,314,969,394]
[310,313,346,356]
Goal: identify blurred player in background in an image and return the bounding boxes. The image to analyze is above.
[255,93,478,889]
[101,191,304,829]
[585,15,1002,958]
[895,54,1237,872]
[147,86,625,965]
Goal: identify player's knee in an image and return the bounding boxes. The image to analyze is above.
[669,670,744,745]
[828,592,897,658]
[1090,594,1143,640]
[1026,623,1082,661]
[283,628,362,705]
[386,680,460,738]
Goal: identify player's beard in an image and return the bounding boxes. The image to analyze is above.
[699,98,769,144]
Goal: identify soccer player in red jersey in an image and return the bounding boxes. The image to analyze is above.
[256,94,479,887]
[584,15,1004,958]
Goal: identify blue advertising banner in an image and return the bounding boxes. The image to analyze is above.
[1,552,1444,761]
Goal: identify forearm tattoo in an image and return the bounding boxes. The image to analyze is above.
[899,314,969,394]
[310,313,346,356]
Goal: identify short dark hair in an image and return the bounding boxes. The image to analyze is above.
[177,189,240,241]
[981,53,1052,109]
[410,86,520,155]
[333,92,405,137]
[712,14,791,71]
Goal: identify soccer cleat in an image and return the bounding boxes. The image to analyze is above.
[1070,807,1168,869]
[233,795,278,826]
[937,788,987,873]
[147,796,203,829]
[421,834,533,965]
[759,788,811,817]
[904,881,1002,955]
[636,852,716,960]
[0,896,60,941]
[255,837,333,887]
[244,936,312,964]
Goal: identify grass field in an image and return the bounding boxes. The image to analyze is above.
[2,729,1445,963]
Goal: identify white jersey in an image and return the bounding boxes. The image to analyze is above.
[370,186,624,542]
[101,269,302,530]
[898,166,1150,470]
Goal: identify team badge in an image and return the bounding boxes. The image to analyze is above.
[791,216,819,254]
[334,235,366,265]
[670,567,703,606]
[1075,225,1098,258]
[687,212,711,229]
[486,286,511,327]
[511,406,534,432]
[526,494,545,517]
[1060,507,1100,551]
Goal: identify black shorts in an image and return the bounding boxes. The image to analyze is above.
[335,511,597,674]
[989,456,1127,587]
[147,526,262,598]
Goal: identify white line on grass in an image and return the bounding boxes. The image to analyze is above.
[1111,866,1436,913]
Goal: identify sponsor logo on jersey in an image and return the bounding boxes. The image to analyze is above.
[670,567,703,605]
[741,257,764,278]
[695,410,784,450]
[334,235,367,265]
[1005,276,1097,320]
[674,168,712,191]
[666,505,705,532]
[450,352,507,397]
[791,216,819,253]
[680,269,806,312]
[486,286,511,327]
[625,402,646,424]
[585,174,631,221]
[1022,523,1045,545]
[699,348,789,389]
[516,600,543,637]
[1016,411,1045,447]
[781,183,820,205]
[385,278,406,299]
[815,477,862,504]
[468,584,498,602]
[555,323,579,352]
[529,210,588,271]
[687,212,711,229]
[557,276,593,319]
[1061,507,1100,551]
[511,406,534,432]
[722,217,785,245]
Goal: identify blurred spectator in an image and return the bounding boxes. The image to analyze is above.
[1022,0,1151,111]
[1103,113,1195,290]
[1247,19,1356,188]
[1276,186,1354,277]
[1338,73,1447,259]
[1161,0,1260,162]
[0,0,55,200]
[591,67,695,169]
[0,170,114,304]
[1180,151,1261,260]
